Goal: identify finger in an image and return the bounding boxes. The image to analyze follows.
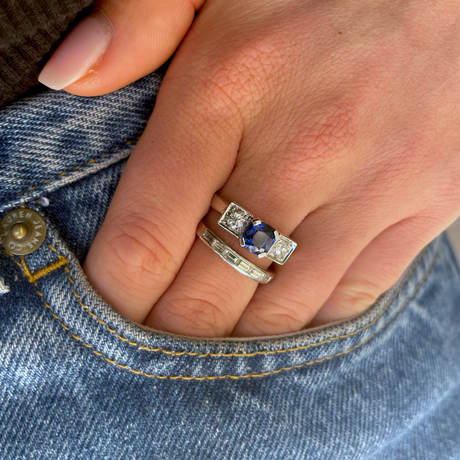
[231,204,389,337]
[308,215,444,327]
[38,0,205,95]
[82,50,243,323]
[144,152,328,337]
[144,209,259,337]
[144,202,299,337]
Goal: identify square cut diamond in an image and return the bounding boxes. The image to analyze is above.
[218,202,253,238]
[253,270,272,283]
[267,235,297,265]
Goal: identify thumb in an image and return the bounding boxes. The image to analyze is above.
[38,0,205,96]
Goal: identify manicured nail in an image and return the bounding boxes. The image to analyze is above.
[38,12,113,90]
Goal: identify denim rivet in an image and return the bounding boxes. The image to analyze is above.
[10,223,29,240]
[0,208,47,255]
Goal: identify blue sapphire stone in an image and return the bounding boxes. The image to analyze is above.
[242,221,276,255]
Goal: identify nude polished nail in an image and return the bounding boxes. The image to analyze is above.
[38,12,113,90]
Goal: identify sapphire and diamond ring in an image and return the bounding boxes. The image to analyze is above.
[217,202,297,265]
[196,195,296,282]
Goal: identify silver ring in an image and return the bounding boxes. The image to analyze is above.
[211,196,297,265]
[197,222,274,284]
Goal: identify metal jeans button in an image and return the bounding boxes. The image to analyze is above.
[0,208,47,255]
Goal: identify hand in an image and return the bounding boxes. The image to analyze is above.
[40,0,460,337]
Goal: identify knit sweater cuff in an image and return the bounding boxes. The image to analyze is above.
[0,0,94,106]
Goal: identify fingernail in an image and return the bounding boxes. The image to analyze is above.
[38,12,113,90]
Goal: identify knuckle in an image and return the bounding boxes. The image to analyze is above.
[195,35,288,116]
[330,278,383,316]
[275,97,358,187]
[157,292,232,337]
[241,299,307,335]
[106,215,176,287]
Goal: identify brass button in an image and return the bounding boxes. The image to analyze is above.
[0,208,47,255]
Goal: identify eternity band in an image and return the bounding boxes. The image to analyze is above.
[211,195,297,265]
[197,222,274,284]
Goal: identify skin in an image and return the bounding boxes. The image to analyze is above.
[58,0,460,337]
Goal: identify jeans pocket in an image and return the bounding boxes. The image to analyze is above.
[1,196,444,381]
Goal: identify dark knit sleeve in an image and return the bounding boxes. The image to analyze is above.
[0,0,94,106]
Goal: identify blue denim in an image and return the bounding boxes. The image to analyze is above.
[1,69,460,460]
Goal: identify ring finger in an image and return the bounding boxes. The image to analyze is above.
[143,122,370,337]
[143,130,325,336]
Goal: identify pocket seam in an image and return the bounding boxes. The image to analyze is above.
[7,240,435,363]
[65,244,431,358]
[18,243,437,379]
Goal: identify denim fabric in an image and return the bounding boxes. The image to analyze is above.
[0,66,164,215]
[1,69,460,460]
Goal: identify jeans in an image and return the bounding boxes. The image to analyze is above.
[1,68,460,460]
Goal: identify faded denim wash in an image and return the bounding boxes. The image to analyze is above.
[1,67,460,460]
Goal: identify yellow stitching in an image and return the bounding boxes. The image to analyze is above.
[19,256,33,280]
[63,245,431,358]
[17,136,141,197]
[33,275,436,379]
[19,254,69,283]
[4,244,438,378]
[94,263,428,381]
[6,246,69,283]
[7,242,434,361]
[5,250,23,269]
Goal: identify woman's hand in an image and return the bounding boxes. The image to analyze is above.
[40,0,460,337]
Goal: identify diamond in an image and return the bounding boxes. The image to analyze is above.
[272,241,290,259]
[238,261,252,273]
[218,203,253,238]
[226,252,239,264]
[242,221,276,256]
[267,235,297,264]
[201,229,213,244]
[211,239,225,254]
